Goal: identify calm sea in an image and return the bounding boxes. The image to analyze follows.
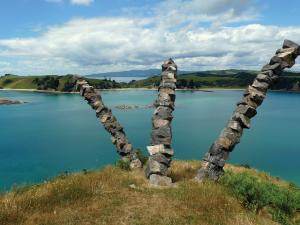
[0,90,299,190]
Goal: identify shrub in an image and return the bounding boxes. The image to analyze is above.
[136,149,148,166]
[116,159,131,171]
[221,172,270,213]
[221,171,300,224]
[3,79,13,85]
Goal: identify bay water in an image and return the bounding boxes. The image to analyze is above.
[0,90,299,191]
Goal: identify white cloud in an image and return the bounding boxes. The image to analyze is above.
[45,0,63,3]
[1,0,300,75]
[45,0,94,6]
[70,0,94,6]
[153,0,259,28]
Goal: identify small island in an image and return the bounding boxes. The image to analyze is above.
[115,104,154,110]
[0,98,22,105]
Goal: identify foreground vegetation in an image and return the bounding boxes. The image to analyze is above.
[0,161,299,225]
[1,69,300,92]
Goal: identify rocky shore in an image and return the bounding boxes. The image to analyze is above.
[0,98,23,105]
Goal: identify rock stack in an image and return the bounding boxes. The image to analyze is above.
[195,39,300,181]
[75,79,142,169]
[145,59,177,186]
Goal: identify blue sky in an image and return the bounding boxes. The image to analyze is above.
[0,0,300,75]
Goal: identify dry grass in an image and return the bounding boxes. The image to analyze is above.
[0,161,280,225]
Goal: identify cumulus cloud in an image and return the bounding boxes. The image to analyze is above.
[153,0,259,28]
[1,0,300,75]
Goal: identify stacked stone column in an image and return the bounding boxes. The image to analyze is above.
[145,59,177,185]
[75,79,142,169]
[195,39,300,181]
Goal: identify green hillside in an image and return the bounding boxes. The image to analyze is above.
[0,74,122,91]
[129,70,300,90]
[1,70,300,91]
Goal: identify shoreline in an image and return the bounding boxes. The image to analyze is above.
[0,87,299,94]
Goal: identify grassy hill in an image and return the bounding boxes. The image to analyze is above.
[129,70,300,91]
[0,74,121,91]
[0,160,299,225]
[1,70,300,91]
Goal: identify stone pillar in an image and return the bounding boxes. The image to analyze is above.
[145,58,177,185]
[195,40,300,181]
[75,79,142,169]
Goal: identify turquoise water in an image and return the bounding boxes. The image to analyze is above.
[0,90,299,190]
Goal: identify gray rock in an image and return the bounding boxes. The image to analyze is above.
[237,96,258,109]
[283,39,300,55]
[252,79,269,92]
[130,159,142,169]
[145,159,168,178]
[153,119,170,129]
[227,120,243,133]
[151,125,172,138]
[261,63,282,75]
[244,86,265,106]
[235,104,257,118]
[159,82,176,90]
[232,112,251,128]
[256,73,272,83]
[151,136,172,145]
[150,153,172,166]
[147,145,174,156]
[162,58,177,72]
[154,106,173,120]
[195,163,224,182]
[149,174,173,186]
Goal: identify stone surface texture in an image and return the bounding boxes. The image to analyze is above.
[195,40,300,181]
[145,59,177,182]
[75,79,142,169]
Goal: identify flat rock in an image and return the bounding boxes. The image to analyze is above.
[149,174,173,186]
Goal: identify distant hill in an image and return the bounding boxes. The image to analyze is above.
[0,74,122,92]
[1,69,300,92]
[86,69,192,78]
[128,70,300,91]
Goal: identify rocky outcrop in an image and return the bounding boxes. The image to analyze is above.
[145,59,177,185]
[114,104,154,110]
[195,40,300,181]
[75,79,142,169]
[0,98,22,105]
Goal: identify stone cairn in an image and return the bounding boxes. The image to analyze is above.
[145,58,177,185]
[75,79,142,169]
[195,40,300,181]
